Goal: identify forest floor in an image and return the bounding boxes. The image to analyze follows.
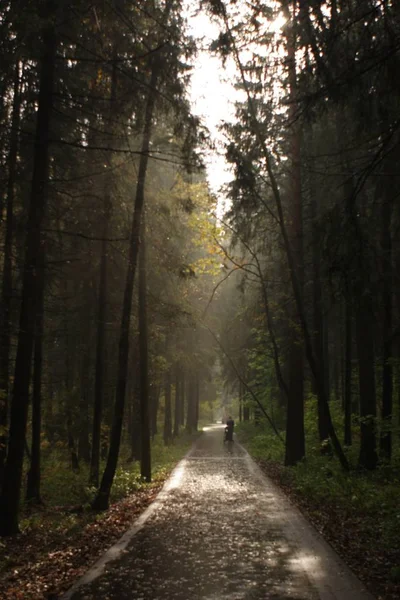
[0,484,163,599]
[0,433,197,600]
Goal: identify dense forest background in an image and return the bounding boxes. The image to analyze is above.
[0,0,400,597]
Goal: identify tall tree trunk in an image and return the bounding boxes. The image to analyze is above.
[284,1,305,466]
[129,365,141,462]
[0,62,21,489]
[194,375,200,431]
[26,246,45,505]
[0,6,57,535]
[356,295,378,470]
[221,0,349,470]
[78,353,91,463]
[90,228,108,486]
[186,375,195,433]
[163,371,172,445]
[139,221,151,481]
[179,372,185,427]
[150,385,160,439]
[380,189,393,461]
[310,183,330,445]
[90,55,117,487]
[92,50,163,510]
[344,295,352,445]
[239,381,243,422]
[173,367,180,437]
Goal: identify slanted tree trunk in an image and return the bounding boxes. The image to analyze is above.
[0,62,21,489]
[90,56,117,487]
[0,6,57,535]
[139,221,151,481]
[92,48,164,510]
[221,0,349,470]
[163,371,172,445]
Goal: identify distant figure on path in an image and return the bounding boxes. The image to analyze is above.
[225,416,234,442]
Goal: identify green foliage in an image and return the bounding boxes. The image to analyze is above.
[26,432,198,511]
[235,421,283,462]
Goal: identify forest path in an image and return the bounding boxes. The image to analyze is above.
[63,425,374,600]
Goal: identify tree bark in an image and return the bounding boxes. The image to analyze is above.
[90,55,117,487]
[0,5,57,535]
[284,1,305,466]
[0,62,21,489]
[26,246,45,505]
[344,295,352,445]
[356,295,378,470]
[92,51,162,511]
[163,370,172,445]
[150,385,160,438]
[139,221,151,480]
[173,367,180,437]
[379,189,393,461]
[221,0,349,470]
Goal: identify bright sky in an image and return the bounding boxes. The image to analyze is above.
[184,2,287,212]
[185,7,237,201]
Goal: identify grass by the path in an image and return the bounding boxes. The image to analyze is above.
[236,419,400,600]
[0,432,199,600]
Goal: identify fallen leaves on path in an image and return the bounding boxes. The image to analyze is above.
[0,486,163,600]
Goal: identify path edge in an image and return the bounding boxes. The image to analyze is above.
[61,441,198,599]
[237,439,375,600]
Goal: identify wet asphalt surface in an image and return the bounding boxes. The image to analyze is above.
[65,426,374,600]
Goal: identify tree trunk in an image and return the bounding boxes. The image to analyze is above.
[194,375,199,432]
[129,370,141,462]
[163,371,172,445]
[139,222,151,481]
[179,372,185,427]
[0,62,21,489]
[284,2,305,466]
[310,183,330,445]
[379,187,393,461]
[26,246,45,505]
[344,295,352,445]
[222,0,349,470]
[186,376,195,433]
[0,6,57,535]
[173,367,180,437]
[356,295,378,470]
[92,53,162,511]
[78,354,91,463]
[89,55,117,487]
[150,385,160,438]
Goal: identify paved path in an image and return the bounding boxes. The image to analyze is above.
[63,426,374,600]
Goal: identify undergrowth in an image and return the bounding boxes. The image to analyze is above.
[236,399,400,566]
[19,431,198,532]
